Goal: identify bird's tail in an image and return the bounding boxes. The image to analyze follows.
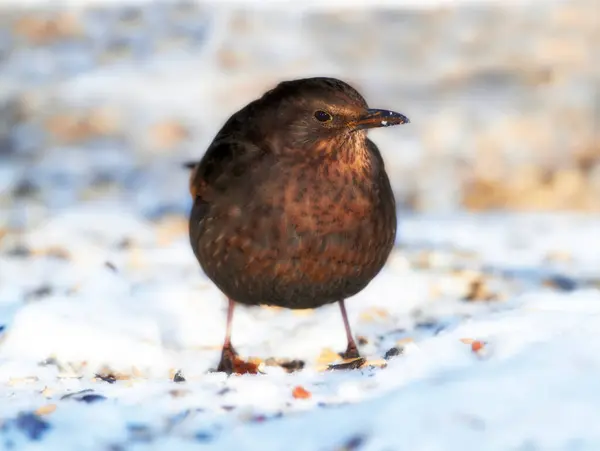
[183,161,199,198]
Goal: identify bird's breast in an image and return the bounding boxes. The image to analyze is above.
[281,171,374,238]
[251,160,395,266]
[192,158,396,307]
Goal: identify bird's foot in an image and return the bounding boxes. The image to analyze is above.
[216,345,259,375]
[216,344,238,374]
[340,342,361,360]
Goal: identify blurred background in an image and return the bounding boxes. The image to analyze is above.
[0,0,598,233]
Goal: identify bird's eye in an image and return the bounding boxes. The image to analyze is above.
[314,110,333,122]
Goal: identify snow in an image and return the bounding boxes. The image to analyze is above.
[2,207,600,450]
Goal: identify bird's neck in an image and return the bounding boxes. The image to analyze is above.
[276,130,377,178]
[323,131,373,171]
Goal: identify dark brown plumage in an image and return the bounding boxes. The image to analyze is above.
[187,77,409,373]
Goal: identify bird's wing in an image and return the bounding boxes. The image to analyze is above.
[188,139,269,202]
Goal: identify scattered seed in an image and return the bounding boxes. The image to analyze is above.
[25,285,53,302]
[328,358,366,371]
[415,320,446,334]
[117,238,132,249]
[384,347,402,360]
[338,434,367,450]
[471,340,486,354]
[463,277,497,302]
[79,394,107,404]
[292,386,311,399]
[38,357,59,367]
[173,370,186,383]
[6,245,30,257]
[61,389,94,400]
[217,387,232,396]
[543,275,577,292]
[278,359,305,373]
[34,404,56,416]
[357,336,369,345]
[95,373,117,384]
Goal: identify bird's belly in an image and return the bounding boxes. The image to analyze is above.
[194,197,396,309]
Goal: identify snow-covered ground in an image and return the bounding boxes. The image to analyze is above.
[1,206,600,450]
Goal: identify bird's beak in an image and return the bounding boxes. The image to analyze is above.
[351,109,410,131]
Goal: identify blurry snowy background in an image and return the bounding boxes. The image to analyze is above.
[0,0,598,228]
[0,0,599,450]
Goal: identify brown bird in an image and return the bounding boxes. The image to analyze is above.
[188,77,409,373]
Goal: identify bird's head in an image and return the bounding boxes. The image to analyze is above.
[253,77,409,158]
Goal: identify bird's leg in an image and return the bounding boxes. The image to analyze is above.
[217,298,238,374]
[338,299,360,359]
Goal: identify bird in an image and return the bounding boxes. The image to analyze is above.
[187,77,409,373]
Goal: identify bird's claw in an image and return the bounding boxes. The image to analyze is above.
[216,344,238,374]
[340,343,361,360]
